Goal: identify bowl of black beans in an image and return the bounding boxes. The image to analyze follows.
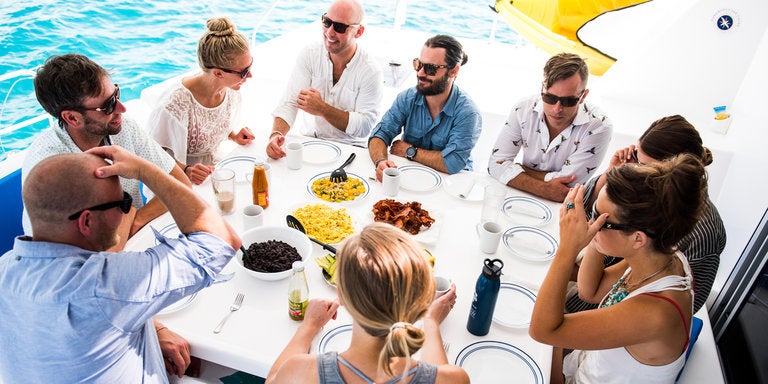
[236,226,312,281]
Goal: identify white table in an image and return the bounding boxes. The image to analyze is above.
[126,137,559,382]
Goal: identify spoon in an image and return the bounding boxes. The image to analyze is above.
[286,214,337,253]
[329,153,356,183]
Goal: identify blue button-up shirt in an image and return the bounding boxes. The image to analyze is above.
[370,85,481,174]
[0,230,234,383]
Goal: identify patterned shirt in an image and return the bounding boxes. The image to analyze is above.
[487,94,613,186]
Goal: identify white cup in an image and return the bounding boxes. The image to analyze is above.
[434,275,452,299]
[476,221,503,254]
[382,167,400,197]
[480,184,506,223]
[286,142,303,170]
[243,205,264,229]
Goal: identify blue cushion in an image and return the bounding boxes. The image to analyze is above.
[676,316,704,382]
[0,169,23,254]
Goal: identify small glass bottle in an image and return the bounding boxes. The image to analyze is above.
[288,261,309,321]
[466,258,504,336]
[252,164,269,208]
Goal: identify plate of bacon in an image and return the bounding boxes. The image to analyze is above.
[370,199,442,244]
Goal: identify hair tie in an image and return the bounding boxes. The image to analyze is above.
[390,322,410,332]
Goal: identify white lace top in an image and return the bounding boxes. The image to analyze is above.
[148,81,242,165]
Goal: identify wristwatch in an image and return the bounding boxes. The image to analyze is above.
[405,145,418,161]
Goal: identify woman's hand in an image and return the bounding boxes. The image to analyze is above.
[558,185,605,256]
[607,144,638,170]
[185,163,213,185]
[231,127,255,145]
[427,283,457,325]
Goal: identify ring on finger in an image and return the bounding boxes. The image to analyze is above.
[566,201,575,210]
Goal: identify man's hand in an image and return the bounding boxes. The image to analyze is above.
[157,326,192,378]
[185,163,214,185]
[266,134,286,159]
[297,88,327,116]
[547,175,576,202]
[389,139,411,158]
[230,127,255,145]
[374,160,397,182]
[86,145,151,180]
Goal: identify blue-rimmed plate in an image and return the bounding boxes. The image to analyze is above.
[455,341,544,384]
[216,155,265,182]
[501,196,553,226]
[502,226,558,262]
[307,172,370,203]
[493,283,537,328]
[317,324,353,354]
[398,165,442,192]
[159,292,198,315]
[153,223,181,245]
[302,140,341,165]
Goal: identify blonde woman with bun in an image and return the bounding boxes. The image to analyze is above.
[266,223,468,384]
[149,16,255,185]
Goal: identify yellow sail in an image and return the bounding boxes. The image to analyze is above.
[494,0,650,75]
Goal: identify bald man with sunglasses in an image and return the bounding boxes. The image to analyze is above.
[487,53,613,202]
[266,0,383,156]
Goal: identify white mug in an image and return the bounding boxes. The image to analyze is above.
[285,142,303,170]
[476,221,503,254]
[434,275,452,299]
[243,205,264,229]
[382,167,400,197]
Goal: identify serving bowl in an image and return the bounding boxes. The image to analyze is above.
[235,226,312,281]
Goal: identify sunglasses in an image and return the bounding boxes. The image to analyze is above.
[208,58,253,79]
[68,191,133,220]
[591,202,640,233]
[412,58,449,76]
[80,84,120,115]
[321,13,360,34]
[541,90,584,107]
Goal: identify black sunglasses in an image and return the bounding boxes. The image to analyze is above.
[591,202,640,233]
[321,13,360,34]
[412,58,449,76]
[208,58,253,79]
[541,90,584,107]
[80,84,120,115]
[68,191,133,220]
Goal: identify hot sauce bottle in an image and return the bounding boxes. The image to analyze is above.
[252,165,269,208]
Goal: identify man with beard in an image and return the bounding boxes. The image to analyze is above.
[266,0,382,156]
[19,54,196,378]
[368,35,481,180]
[487,53,613,202]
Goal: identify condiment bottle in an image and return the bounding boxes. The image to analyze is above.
[252,164,269,208]
[288,261,309,321]
[466,258,504,336]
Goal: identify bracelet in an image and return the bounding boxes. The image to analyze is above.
[374,157,387,168]
[156,326,167,333]
[269,131,283,138]
[183,165,190,174]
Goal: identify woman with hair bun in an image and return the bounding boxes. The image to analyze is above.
[149,16,255,184]
[266,222,469,384]
[566,115,726,313]
[531,154,707,383]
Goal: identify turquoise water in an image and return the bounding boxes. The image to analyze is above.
[0,0,520,157]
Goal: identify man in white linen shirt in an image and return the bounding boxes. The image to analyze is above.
[266,0,383,157]
[487,53,612,202]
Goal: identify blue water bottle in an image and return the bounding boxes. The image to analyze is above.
[466,258,504,336]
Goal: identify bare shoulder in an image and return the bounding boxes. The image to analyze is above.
[269,354,319,384]
[436,364,470,384]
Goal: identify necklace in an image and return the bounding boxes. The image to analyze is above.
[601,256,676,308]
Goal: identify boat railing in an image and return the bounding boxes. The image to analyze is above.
[0,68,53,160]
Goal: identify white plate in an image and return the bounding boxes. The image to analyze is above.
[502,226,558,262]
[216,155,266,182]
[368,201,443,245]
[306,172,370,203]
[443,172,490,202]
[501,196,553,226]
[153,223,181,245]
[302,140,341,165]
[159,292,198,315]
[455,341,544,384]
[398,165,442,192]
[493,283,537,328]
[317,324,353,354]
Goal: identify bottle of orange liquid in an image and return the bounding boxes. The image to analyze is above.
[252,165,269,208]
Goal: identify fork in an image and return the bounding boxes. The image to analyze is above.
[213,293,244,334]
[329,153,356,183]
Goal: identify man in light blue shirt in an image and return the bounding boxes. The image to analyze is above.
[0,146,241,383]
[368,35,481,180]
